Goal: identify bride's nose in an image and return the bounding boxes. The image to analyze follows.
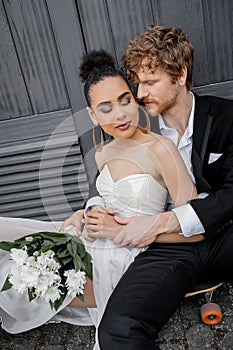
[115,104,126,121]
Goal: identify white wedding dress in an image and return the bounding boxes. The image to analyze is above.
[0,164,167,348]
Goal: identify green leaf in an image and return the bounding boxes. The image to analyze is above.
[66,241,76,258]
[1,275,12,291]
[83,252,93,280]
[77,293,84,303]
[0,241,19,251]
[73,254,83,272]
[71,237,86,258]
[66,240,93,276]
[57,248,70,259]
[41,239,55,252]
[67,241,85,271]
[60,255,73,266]
[41,233,69,245]
[15,232,71,245]
[71,235,85,245]
[14,234,40,244]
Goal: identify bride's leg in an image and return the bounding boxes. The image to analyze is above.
[68,277,96,308]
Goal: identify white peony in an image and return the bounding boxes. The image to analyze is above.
[18,265,40,288]
[25,256,37,268]
[34,280,49,297]
[9,270,28,293]
[10,248,28,266]
[39,270,61,287]
[36,251,60,271]
[44,285,62,303]
[64,269,86,297]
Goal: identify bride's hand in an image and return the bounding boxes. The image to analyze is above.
[59,209,84,236]
[83,207,122,240]
[84,206,119,228]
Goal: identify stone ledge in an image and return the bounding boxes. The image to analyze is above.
[1,283,232,350]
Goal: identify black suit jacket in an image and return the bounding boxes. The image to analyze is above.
[189,93,233,236]
[87,93,233,238]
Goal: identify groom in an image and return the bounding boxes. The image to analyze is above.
[62,26,233,349]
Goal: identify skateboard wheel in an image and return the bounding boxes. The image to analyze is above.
[200,302,222,325]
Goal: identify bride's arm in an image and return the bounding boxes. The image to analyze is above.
[154,136,197,206]
[151,136,204,243]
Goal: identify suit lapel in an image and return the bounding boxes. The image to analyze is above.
[192,93,210,153]
[192,94,212,192]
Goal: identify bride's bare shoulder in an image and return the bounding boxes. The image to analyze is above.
[147,131,178,157]
[95,140,115,170]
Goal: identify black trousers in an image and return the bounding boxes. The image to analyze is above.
[98,226,233,350]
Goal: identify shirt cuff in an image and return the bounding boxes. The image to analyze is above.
[172,204,205,237]
[84,196,106,217]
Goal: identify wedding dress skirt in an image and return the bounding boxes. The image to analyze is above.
[0,164,167,348]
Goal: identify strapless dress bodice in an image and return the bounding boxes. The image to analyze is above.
[96,164,167,218]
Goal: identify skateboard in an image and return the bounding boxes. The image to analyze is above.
[185,282,223,325]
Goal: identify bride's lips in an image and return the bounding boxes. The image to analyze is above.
[116,121,131,130]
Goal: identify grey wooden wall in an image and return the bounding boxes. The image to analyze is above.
[0,0,233,221]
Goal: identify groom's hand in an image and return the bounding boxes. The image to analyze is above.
[113,212,180,248]
[112,215,159,247]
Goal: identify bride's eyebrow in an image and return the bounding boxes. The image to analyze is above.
[118,92,130,101]
[96,92,130,108]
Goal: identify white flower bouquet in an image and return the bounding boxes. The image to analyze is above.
[0,231,92,310]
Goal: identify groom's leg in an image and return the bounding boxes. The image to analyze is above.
[98,243,201,350]
[204,225,233,281]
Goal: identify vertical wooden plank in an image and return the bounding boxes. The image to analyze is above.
[77,0,116,56]
[3,0,70,114]
[106,0,155,66]
[154,0,210,86]
[46,0,86,113]
[46,0,97,186]
[0,0,32,120]
[201,0,233,82]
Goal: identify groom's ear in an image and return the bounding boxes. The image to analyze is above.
[177,66,187,86]
[87,107,98,125]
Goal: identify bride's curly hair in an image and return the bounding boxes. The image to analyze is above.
[123,25,194,91]
[79,49,132,106]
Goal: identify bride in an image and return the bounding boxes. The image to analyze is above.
[0,50,203,348]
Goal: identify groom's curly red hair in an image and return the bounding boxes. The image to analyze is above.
[123,25,194,91]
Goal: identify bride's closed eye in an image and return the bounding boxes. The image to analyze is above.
[100,104,112,113]
[99,97,131,113]
[120,96,131,105]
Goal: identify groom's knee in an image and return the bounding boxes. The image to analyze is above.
[98,313,131,348]
[98,312,159,349]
